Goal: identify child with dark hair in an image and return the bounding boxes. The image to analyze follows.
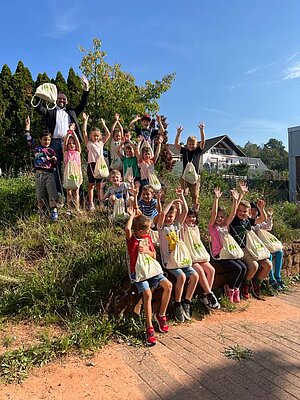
[129,114,165,152]
[24,116,58,221]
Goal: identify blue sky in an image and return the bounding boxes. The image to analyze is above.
[2,0,300,149]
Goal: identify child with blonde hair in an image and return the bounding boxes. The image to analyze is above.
[82,113,110,211]
[157,188,199,322]
[110,113,124,171]
[62,124,82,213]
[126,207,172,346]
[136,135,163,189]
[174,122,206,211]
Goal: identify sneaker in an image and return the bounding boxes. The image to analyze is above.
[270,280,281,291]
[154,313,169,333]
[207,292,221,310]
[50,208,58,222]
[276,279,286,289]
[241,284,250,300]
[251,279,261,298]
[174,304,185,323]
[233,288,241,303]
[145,327,157,346]
[89,203,95,211]
[182,302,192,320]
[224,284,234,303]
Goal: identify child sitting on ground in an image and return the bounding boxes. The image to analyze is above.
[126,207,172,346]
[24,116,58,221]
[209,186,248,303]
[174,122,206,211]
[182,207,220,309]
[82,113,110,211]
[157,188,199,322]
[62,124,83,213]
[136,185,162,226]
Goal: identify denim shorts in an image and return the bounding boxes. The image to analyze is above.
[133,273,167,294]
[166,266,196,279]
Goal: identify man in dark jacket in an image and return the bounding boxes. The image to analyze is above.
[37,75,89,196]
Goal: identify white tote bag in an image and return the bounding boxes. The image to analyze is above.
[94,155,109,178]
[124,166,133,183]
[181,225,210,263]
[134,239,163,282]
[31,83,57,110]
[246,230,270,261]
[166,239,192,270]
[63,161,83,189]
[256,229,283,253]
[113,198,127,219]
[148,170,161,192]
[182,162,198,184]
[219,233,244,260]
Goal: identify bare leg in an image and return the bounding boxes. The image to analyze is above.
[193,263,211,293]
[200,261,215,290]
[158,279,172,315]
[257,259,272,280]
[73,188,80,211]
[185,271,199,301]
[142,289,153,329]
[174,273,186,302]
[88,183,95,206]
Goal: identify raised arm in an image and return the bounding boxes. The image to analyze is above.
[153,135,163,163]
[101,118,111,145]
[209,187,222,225]
[225,189,240,226]
[111,113,120,135]
[155,190,163,215]
[116,119,124,137]
[198,122,205,149]
[82,112,89,146]
[256,199,267,224]
[129,114,140,129]
[156,115,165,134]
[135,136,142,160]
[175,126,183,151]
[116,138,125,160]
[125,206,135,240]
[72,130,81,153]
[157,199,176,228]
[176,187,188,224]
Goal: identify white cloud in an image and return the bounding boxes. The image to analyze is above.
[283,62,300,80]
[45,1,82,38]
[244,67,258,75]
[286,52,298,63]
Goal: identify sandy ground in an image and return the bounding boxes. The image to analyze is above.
[0,286,299,400]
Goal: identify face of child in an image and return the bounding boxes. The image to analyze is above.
[113,131,121,142]
[187,139,197,151]
[142,150,152,161]
[165,209,177,225]
[91,130,101,143]
[141,119,149,128]
[109,173,122,186]
[141,189,153,203]
[136,224,151,238]
[185,213,197,227]
[40,135,51,147]
[250,208,259,219]
[237,205,250,220]
[124,132,131,141]
[67,137,76,151]
[125,146,134,157]
[215,210,226,226]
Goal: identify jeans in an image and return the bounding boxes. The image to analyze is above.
[50,139,64,194]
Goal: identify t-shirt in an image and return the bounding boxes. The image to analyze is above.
[139,161,154,180]
[229,216,252,248]
[105,182,129,201]
[180,146,203,174]
[25,134,56,171]
[87,141,103,163]
[208,223,228,257]
[134,127,158,142]
[158,222,180,266]
[123,156,140,178]
[127,234,155,273]
[138,198,158,220]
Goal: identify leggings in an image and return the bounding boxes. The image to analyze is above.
[214,259,247,289]
[269,250,284,281]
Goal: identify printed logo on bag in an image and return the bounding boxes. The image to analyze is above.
[255,243,265,250]
[181,258,192,266]
[144,255,151,265]
[228,244,238,251]
[69,174,79,181]
[193,243,204,250]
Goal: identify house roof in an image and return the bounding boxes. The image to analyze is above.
[202,135,247,156]
[168,135,247,157]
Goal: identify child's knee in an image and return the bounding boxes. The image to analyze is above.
[190,271,199,283]
[142,289,152,301]
[161,279,172,292]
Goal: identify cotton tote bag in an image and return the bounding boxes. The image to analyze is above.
[134,238,163,282]
[256,229,283,253]
[63,161,83,190]
[219,233,244,260]
[246,230,270,261]
[94,155,109,179]
[182,162,198,185]
[181,225,210,263]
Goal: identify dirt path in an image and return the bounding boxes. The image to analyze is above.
[0,286,300,400]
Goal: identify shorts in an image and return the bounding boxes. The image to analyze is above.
[180,176,201,202]
[133,273,167,294]
[87,162,104,184]
[35,170,58,202]
[166,266,196,279]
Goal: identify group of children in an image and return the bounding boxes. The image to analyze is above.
[24,114,285,346]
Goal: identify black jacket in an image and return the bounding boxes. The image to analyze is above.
[37,90,89,142]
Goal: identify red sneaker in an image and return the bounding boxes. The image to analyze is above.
[155,313,169,333]
[241,284,250,300]
[146,327,157,346]
[233,288,241,303]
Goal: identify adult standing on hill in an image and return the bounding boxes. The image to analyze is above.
[36,75,89,198]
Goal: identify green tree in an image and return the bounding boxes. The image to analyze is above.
[242,141,262,158]
[79,38,175,127]
[54,71,69,97]
[260,139,288,172]
[67,67,82,108]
